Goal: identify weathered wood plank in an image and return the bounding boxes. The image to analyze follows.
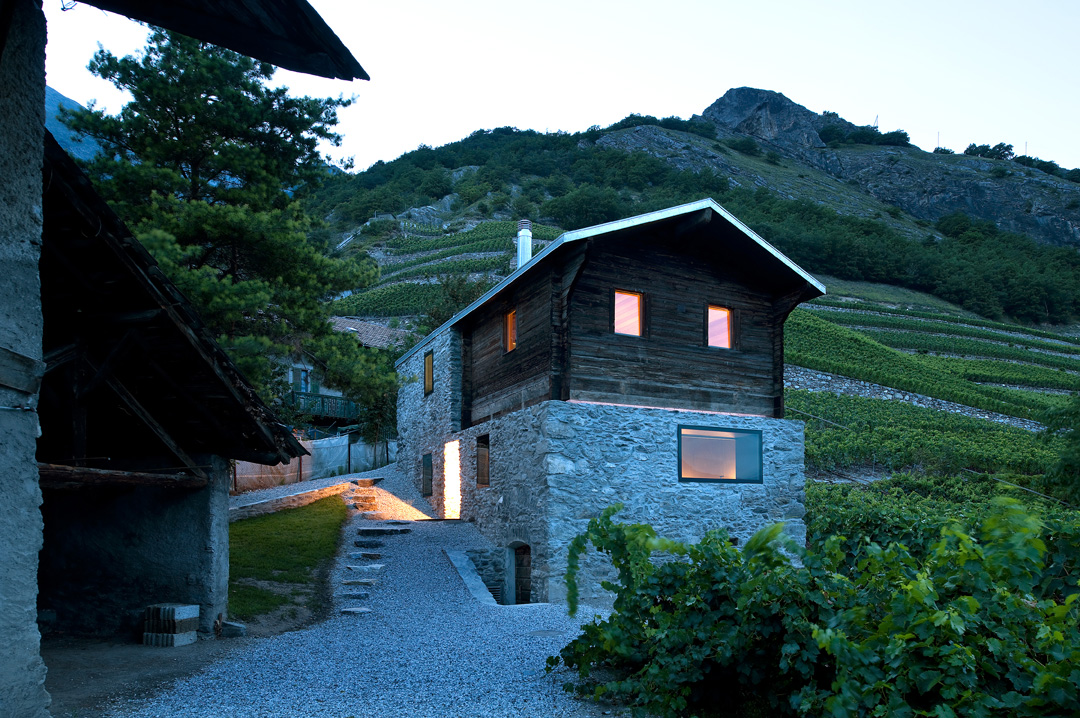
[38,463,208,490]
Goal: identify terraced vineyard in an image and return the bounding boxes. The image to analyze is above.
[332,220,563,319]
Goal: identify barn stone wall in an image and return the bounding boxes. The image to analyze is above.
[0,2,51,715]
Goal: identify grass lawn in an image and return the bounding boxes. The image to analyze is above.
[228,495,348,622]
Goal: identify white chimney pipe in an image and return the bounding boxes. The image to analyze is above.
[516,219,533,269]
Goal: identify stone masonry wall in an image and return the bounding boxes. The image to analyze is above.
[537,402,806,606]
[0,2,51,715]
[38,456,232,637]
[451,406,551,601]
[396,329,460,513]
[442,401,806,607]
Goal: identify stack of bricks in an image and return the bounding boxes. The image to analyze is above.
[143,603,199,647]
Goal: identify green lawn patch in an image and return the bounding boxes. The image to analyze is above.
[228,495,348,621]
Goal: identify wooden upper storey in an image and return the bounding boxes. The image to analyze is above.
[397,199,825,428]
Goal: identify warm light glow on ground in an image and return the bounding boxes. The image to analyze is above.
[368,488,432,521]
[443,440,461,519]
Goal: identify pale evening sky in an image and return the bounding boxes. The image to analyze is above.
[42,0,1080,172]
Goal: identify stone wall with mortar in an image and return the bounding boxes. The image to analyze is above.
[433,401,806,607]
[396,329,461,514]
[537,402,806,606]
[0,2,51,715]
[438,401,803,606]
[38,456,232,637]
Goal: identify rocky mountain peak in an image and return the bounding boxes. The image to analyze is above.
[694,87,856,151]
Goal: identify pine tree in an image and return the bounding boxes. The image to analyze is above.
[61,29,394,409]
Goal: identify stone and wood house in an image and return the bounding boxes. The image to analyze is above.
[396,199,825,606]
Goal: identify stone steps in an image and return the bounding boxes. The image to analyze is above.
[339,514,413,616]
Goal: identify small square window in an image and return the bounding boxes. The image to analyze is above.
[421,453,433,496]
[476,435,490,487]
[707,306,731,349]
[614,290,642,336]
[678,425,762,483]
[423,350,434,395]
[505,310,517,352]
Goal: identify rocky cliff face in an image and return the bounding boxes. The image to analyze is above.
[684,88,1080,247]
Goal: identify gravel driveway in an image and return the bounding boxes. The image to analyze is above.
[102,466,621,718]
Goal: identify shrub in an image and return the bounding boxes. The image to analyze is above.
[725,136,762,156]
[933,147,955,154]
[552,501,1080,717]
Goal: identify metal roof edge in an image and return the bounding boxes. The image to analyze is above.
[395,198,825,368]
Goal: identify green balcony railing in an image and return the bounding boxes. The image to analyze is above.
[290,391,360,420]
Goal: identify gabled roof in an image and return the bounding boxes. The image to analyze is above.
[39,131,305,465]
[79,0,368,80]
[330,317,413,349]
[397,198,826,367]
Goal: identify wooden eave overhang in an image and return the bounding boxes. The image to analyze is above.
[397,198,827,368]
[79,0,368,81]
[39,131,306,469]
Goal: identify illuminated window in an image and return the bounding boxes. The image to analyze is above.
[678,425,762,483]
[505,310,517,352]
[707,306,732,349]
[423,350,433,395]
[421,453,433,496]
[613,290,642,336]
[476,435,490,487]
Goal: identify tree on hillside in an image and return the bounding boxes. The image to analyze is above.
[61,29,392,407]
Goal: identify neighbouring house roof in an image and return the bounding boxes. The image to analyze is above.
[78,0,368,80]
[397,198,827,368]
[38,131,306,466]
[330,317,413,349]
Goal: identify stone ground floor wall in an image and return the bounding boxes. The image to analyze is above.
[37,456,231,637]
[405,400,806,607]
[538,401,806,606]
[411,406,553,603]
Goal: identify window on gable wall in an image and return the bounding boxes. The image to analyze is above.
[505,310,517,352]
[476,435,490,486]
[613,290,642,336]
[422,453,433,496]
[423,350,434,395]
[707,305,732,349]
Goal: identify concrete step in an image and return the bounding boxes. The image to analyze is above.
[340,591,370,600]
[340,607,371,615]
[352,478,383,488]
[345,564,384,572]
[358,511,391,521]
[354,539,384,549]
[349,552,382,560]
[356,527,410,537]
[343,578,377,586]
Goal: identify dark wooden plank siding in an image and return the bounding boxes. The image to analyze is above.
[463,269,554,425]
[567,239,785,417]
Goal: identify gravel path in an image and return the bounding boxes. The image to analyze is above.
[106,465,618,718]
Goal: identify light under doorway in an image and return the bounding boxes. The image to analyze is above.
[443,440,461,519]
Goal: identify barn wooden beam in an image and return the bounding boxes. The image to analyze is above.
[38,462,208,490]
[97,369,209,481]
[43,343,77,374]
[0,345,45,395]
